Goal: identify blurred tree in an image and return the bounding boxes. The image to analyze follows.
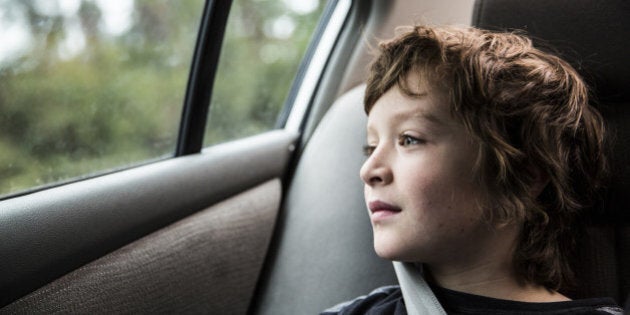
[205,0,324,144]
[0,0,324,196]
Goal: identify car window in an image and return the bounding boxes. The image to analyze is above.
[0,0,205,197]
[203,0,325,146]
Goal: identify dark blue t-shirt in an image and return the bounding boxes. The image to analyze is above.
[321,285,623,315]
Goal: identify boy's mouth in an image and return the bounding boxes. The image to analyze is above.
[368,200,402,214]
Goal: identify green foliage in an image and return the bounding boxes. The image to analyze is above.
[0,0,324,196]
[0,0,201,195]
[205,0,324,145]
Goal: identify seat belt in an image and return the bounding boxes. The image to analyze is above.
[393,261,446,315]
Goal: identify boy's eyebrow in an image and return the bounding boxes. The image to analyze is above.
[389,107,446,129]
[366,107,447,135]
[410,111,444,126]
[401,92,448,127]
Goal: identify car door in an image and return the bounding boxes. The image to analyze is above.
[0,0,347,313]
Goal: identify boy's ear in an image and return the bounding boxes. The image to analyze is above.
[528,165,549,198]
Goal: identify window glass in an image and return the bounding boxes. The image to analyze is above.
[203,0,325,145]
[0,0,204,197]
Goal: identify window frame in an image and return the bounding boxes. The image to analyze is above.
[176,0,233,156]
[279,0,352,133]
[0,0,349,200]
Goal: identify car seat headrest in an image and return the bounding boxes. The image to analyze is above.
[473,0,630,224]
[473,0,630,103]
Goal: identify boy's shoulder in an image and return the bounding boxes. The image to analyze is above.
[320,285,406,315]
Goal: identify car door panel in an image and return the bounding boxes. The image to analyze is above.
[1,179,280,314]
[0,130,297,308]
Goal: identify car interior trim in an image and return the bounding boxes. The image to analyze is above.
[0,130,297,307]
[2,179,281,314]
[176,0,233,156]
[284,0,352,133]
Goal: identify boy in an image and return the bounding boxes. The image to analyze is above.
[322,25,623,314]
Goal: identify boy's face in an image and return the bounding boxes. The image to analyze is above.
[360,80,506,267]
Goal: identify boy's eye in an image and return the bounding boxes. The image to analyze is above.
[398,134,423,146]
[363,145,376,157]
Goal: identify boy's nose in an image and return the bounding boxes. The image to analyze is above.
[360,149,393,186]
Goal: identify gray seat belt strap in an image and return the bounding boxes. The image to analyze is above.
[393,261,446,315]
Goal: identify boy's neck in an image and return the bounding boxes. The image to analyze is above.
[426,262,570,302]
[423,224,570,303]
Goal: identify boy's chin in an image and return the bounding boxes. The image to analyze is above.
[374,246,397,260]
[373,235,415,262]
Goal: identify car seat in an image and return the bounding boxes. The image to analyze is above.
[473,0,630,302]
[251,86,397,315]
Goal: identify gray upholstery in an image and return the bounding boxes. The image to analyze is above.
[473,0,630,303]
[2,180,281,314]
[253,85,397,315]
[474,0,630,103]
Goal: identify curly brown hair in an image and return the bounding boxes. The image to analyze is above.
[364,25,607,291]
